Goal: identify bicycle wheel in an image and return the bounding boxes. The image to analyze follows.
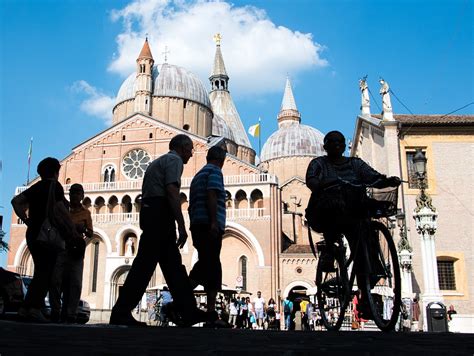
[316,242,350,331]
[363,221,401,331]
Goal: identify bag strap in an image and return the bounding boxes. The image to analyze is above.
[45,180,57,220]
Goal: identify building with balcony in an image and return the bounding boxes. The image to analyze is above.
[7,38,324,312]
[350,78,474,330]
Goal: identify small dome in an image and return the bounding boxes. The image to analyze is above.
[212,114,235,141]
[260,122,325,162]
[115,64,211,110]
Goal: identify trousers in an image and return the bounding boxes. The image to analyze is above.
[113,198,196,315]
[24,239,59,309]
[50,251,84,318]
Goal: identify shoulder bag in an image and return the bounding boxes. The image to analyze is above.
[37,181,66,251]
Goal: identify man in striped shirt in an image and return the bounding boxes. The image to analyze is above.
[188,145,227,317]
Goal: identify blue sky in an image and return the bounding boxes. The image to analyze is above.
[1,0,472,266]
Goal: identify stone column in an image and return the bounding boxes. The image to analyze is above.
[413,206,443,331]
[399,248,413,298]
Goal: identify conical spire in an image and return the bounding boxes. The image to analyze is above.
[209,33,251,150]
[277,77,301,127]
[137,38,154,60]
[211,33,228,77]
[281,77,298,111]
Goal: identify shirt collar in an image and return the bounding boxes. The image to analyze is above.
[169,150,183,162]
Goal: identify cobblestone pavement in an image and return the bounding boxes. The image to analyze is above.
[0,320,472,355]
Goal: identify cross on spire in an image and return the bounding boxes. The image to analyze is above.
[162,46,170,63]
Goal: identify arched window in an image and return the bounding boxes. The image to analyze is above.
[94,197,105,214]
[250,189,263,209]
[180,193,188,210]
[135,195,142,213]
[235,190,248,209]
[122,232,138,257]
[122,195,132,213]
[225,191,232,208]
[108,196,119,213]
[104,165,115,183]
[83,197,92,212]
[239,256,248,291]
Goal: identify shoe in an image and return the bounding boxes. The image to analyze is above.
[204,319,232,328]
[110,311,147,327]
[27,308,51,323]
[170,308,216,327]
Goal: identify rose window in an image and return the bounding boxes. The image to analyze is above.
[122,149,151,179]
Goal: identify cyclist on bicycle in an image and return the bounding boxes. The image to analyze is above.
[305,130,400,278]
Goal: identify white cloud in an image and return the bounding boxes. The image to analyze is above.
[71,80,115,124]
[109,0,328,95]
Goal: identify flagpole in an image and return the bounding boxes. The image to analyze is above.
[26,137,33,185]
[258,117,261,158]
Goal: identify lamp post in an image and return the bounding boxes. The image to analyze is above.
[411,149,443,331]
[396,212,413,299]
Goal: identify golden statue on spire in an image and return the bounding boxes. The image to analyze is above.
[213,33,222,45]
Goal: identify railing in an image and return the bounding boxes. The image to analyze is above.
[88,208,269,225]
[15,174,278,195]
[226,208,269,220]
[92,213,140,225]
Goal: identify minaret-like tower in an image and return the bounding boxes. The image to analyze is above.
[209,34,254,163]
[277,77,301,128]
[210,33,229,92]
[134,38,154,114]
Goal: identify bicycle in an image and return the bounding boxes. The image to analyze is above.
[309,181,402,332]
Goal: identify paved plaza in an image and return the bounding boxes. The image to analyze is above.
[1,320,472,355]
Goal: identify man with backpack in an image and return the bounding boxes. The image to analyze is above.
[283,297,293,330]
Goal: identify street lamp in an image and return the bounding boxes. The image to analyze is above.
[412,149,435,213]
[411,148,443,331]
[413,148,427,178]
[396,212,413,300]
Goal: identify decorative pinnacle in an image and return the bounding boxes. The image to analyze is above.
[162,46,170,63]
[213,33,222,46]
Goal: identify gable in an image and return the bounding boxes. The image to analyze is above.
[59,113,259,184]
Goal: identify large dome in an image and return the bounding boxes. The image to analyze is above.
[260,122,325,162]
[212,114,235,141]
[115,63,211,109]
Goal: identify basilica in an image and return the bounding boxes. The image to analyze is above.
[7,38,325,315]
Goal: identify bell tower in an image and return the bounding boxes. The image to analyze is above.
[134,38,154,114]
[277,77,301,128]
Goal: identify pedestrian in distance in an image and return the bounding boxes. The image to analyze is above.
[11,157,81,323]
[282,297,293,330]
[110,134,210,327]
[188,145,227,327]
[50,183,93,323]
[253,291,266,329]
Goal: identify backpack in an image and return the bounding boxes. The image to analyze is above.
[284,301,291,314]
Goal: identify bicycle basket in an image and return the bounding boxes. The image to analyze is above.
[315,241,326,258]
[367,186,398,218]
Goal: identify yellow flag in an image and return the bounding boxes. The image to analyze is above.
[248,123,260,137]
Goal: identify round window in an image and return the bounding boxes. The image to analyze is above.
[122,149,151,179]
